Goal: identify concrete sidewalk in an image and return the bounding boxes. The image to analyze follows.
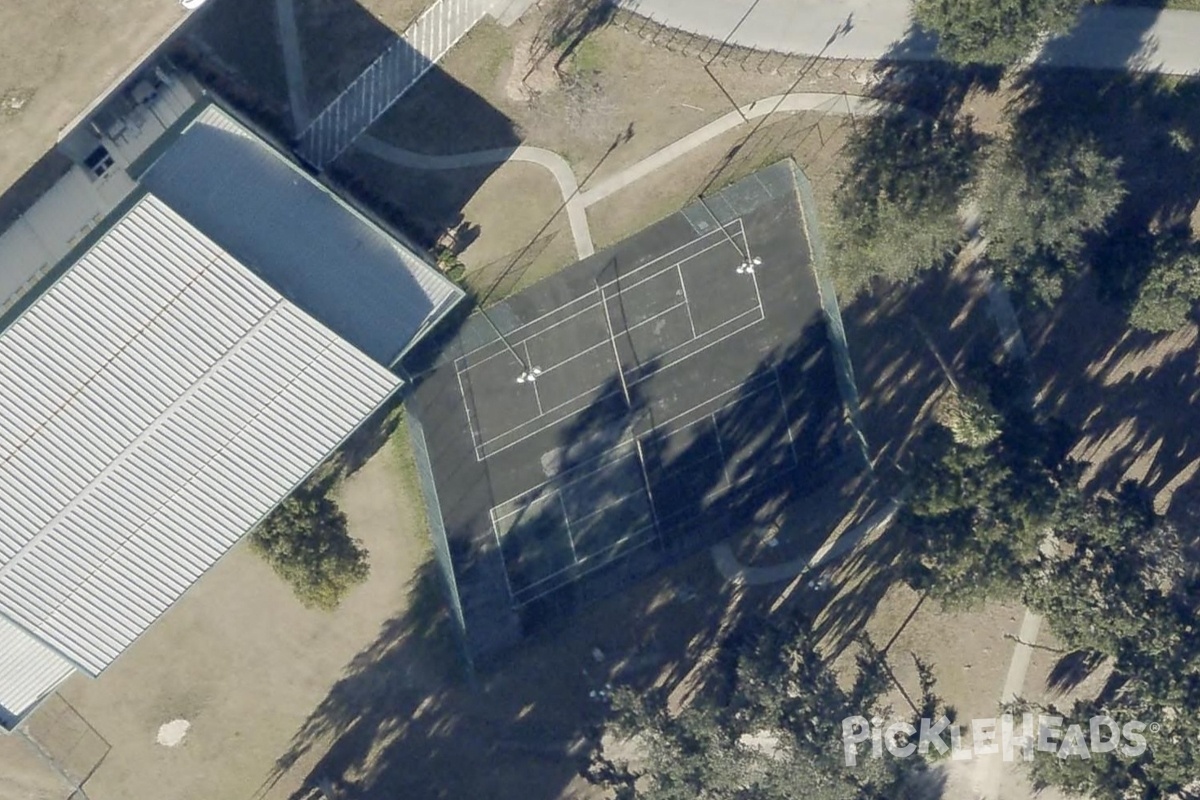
[618,0,1200,76]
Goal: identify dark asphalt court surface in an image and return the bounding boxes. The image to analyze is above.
[404,162,855,658]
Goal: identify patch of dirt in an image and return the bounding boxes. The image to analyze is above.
[1026,271,1200,516]
[0,0,184,196]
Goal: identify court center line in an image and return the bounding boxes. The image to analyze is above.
[454,229,734,366]
[558,494,580,564]
[511,527,659,605]
[710,412,733,485]
[472,311,763,460]
[491,376,779,508]
[771,366,801,467]
[677,262,697,338]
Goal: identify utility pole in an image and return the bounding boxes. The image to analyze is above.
[699,0,765,123]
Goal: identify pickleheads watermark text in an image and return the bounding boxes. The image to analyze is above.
[842,714,1153,766]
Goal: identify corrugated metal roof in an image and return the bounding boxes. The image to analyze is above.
[142,105,463,366]
[0,194,402,676]
[0,615,73,730]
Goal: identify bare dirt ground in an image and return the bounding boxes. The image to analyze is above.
[6,429,426,800]
[338,10,872,287]
[0,0,185,197]
[1027,271,1200,518]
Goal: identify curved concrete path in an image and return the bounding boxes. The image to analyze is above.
[357,135,594,258]
[357,91,895,259]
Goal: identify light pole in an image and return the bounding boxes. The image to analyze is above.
[476,305,542,383]
[696,194,762,274]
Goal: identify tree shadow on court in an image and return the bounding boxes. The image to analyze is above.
[268,305,946,798]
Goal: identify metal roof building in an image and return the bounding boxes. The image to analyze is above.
[0,71,464,729]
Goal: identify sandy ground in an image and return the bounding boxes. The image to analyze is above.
[0,0,186,197]
[2,436,426,800]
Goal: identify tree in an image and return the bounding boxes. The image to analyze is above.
[250,492,370,610]
[977,133,1125,304]
[1128,238,1200,332]
[899,424,1056,606]
[587,614,927,800]
[830,112,984,297]
[913,0,1085,65]
[932,384,1002,448]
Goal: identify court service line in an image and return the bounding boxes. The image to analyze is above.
[455,230,732,369]
[491,373,783,508]
[677,263,697,338]
[509,529,659,605]
[771,366,802,466]
[558,494,580,563]
[459,294,688,381]
[473,307,764,459]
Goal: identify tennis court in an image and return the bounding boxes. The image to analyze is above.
[454,220,762,460]
[405,162,858,656]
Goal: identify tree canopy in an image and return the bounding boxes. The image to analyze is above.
[1128,236,1200,332]
[830,112,984,297]
[588,615,929,800]
[913,0,1085,65]
[250,492,370,610]
[976,133,1125,304]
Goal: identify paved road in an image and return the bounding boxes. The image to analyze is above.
[618,0,1200,76]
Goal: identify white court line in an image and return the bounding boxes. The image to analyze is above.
[477,302,764,460]
[623,304,763,380]
[509,527,658,605]
[456,359,483,450]
[709,412,733,485]
[738,218,766,316]
[492,445,641,517]
[475,310,769,462]
[492,373,779,511]
[497,480,649,527]
[635,439,664,546]
[488,507,518,602]
[465,225,760,460]
[525,341,543,415]
[498,375,803,606]
[772,365,801,467]
[559,494,579,563]
[677,262,697,338]
[454,224,741,367]
[457,235,724,376]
